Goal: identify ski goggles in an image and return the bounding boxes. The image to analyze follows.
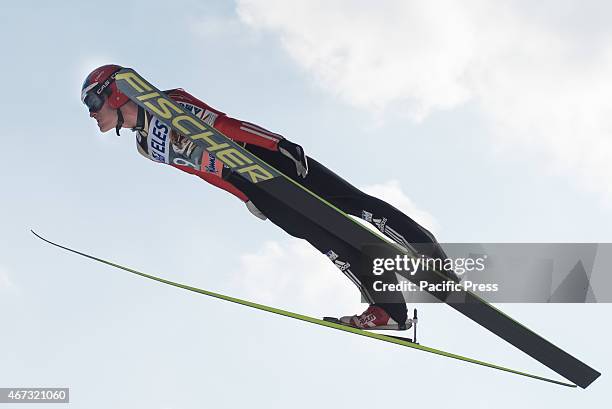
[82,91,105,113]
[81,70,118,113]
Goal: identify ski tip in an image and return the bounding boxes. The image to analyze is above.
[30,229,47,242]
[31,230,60,249]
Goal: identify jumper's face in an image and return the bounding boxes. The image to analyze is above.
[90,99,118,133]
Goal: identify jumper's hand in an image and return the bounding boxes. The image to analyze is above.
[278,139,308,178]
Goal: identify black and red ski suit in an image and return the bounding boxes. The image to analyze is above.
[132,88,447,323]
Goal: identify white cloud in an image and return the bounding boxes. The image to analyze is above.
[236,0,612,201]
[361,180,439,236]
[237,0,475,120]
[232,239,363,317]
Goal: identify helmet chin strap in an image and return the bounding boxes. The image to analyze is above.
[115,108,124,136]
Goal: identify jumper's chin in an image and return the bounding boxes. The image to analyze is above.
[97,120,116,133]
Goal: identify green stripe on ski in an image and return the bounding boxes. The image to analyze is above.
[31,230,576,388]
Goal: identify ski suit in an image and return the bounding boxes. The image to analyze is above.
[132,88,447,323]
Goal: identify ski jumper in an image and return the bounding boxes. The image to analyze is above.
[132,88,448,323]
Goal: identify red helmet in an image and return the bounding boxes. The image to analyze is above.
[81,64,129,113]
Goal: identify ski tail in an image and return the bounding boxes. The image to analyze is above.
[32,230,576,388]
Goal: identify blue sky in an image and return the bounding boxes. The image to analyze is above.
[0,1,610,408]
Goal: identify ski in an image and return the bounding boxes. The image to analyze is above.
[110,68,599,388]
[32,230,575,387]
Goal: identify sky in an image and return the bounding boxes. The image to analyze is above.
[0,0,610,407]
